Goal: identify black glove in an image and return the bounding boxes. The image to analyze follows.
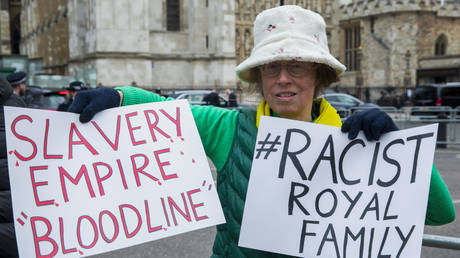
[67,88,120,123]
[341,108,398,141]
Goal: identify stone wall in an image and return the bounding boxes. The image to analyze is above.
[67,0,236,90]
[20,0,68,74]
[337,0,460,98]
[0,10,11,55]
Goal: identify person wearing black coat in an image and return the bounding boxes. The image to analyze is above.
[0,74,25,257]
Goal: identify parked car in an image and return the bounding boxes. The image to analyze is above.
[318,93,379,110]
[24,85,68,110]
[412,82,460,108]
[169,90,253,109]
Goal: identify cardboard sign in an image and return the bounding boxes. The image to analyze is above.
[239,116,438,257]
[4,100,225,257]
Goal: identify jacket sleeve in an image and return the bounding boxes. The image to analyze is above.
[425,164,456,225]
[116,86,238,170]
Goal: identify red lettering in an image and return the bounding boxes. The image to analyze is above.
[125,112,146,146]
[59,165,96,202]
[44,119,63,159]
[30,166,54,206]
[187,189,209,221]
[119,204,142,238]
[144,200,162,232]
[144,110,170,142]
[161,197,171,227]
[117,159,128,190]
[77,215,98,249]
[31,216,58,257]
[154,148,177,180]
[11,115,37,161]
[131,154,159,187]
[91,115,121,151]
[93,162,113,196]
[99,210,119,243]
[168,193,191,226]
[68,122,98,159]
[59,217,77,254]
[160,107,182,137]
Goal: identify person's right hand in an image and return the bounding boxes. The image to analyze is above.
[67,87,121,123]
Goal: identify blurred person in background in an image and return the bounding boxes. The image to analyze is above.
[0,74,25,257]
[57,81,87,111]
[6,71,27,97]
[226,89,237,107]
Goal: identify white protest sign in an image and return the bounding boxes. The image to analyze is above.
[239,116,438,257]
[4,100,225,257]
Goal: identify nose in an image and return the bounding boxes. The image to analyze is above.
[277,67,292,84]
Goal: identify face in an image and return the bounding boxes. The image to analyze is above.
[18,83,27,96]
[260,61,317,121]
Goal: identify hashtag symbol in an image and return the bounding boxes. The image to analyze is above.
[255,133,282,159]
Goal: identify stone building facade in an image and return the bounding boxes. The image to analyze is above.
[336,0,460,102]
[17,0,236,90]
[68,0,235,90]
[4,0,460,103]
[20,0,69,74]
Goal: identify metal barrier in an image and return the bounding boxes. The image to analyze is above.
[344,106,460,147]
[423,234,460,250]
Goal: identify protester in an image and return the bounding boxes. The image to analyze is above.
[57,81,87,111]
[0,74,25,257]
[69,5,455,257]
[203,88,220,106]
[226,89,237,107]
[6,71,27,97]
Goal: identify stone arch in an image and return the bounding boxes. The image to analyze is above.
[435,34,448,56]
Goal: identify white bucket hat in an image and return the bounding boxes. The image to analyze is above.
[235,5,346,82]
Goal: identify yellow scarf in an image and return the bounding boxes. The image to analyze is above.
[256,98,342,128]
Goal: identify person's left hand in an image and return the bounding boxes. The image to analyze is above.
[341,108,398,141]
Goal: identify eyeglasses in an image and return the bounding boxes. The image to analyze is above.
[260,61,314,78]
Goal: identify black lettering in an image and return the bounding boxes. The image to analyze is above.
[339,139,365,185]
[344,226,365,258]
[383,191,398,220]
[342,191,363,218]
[288,182,310,216]
[315,189,337,218]
[377,227,391,258]
[309,135,338,184]
[279,129,311,179]
[407,133,434,183]
[378,139,404,187]
[317,224,340,258]
[368,228,375,258]
[299,220,319,253]
[396,225,415,258]
[360,193,380,220]
[368,142,380,186]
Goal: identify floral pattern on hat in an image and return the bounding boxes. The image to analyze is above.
[314,34,320,43]
[266,24,277,32]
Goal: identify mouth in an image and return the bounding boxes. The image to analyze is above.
[275,92,296,100]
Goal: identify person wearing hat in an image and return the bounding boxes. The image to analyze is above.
[67,5,454,257]
[6,71,27,97]
[0,74,25,257]
[57,81,86,111]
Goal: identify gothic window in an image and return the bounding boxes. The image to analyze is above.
[435,34,447,56]
[344,24,361,71]
[167,0,180,31]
